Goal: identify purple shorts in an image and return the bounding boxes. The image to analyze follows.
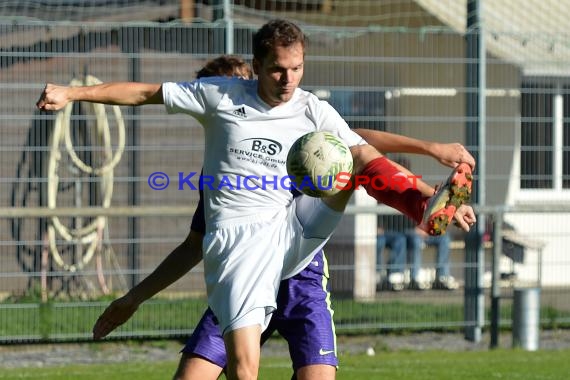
[182,249,337,370]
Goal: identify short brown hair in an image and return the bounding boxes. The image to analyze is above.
[252,19,306,62]
[196,55,253,79]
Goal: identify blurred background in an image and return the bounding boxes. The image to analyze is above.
[0,0,568,348]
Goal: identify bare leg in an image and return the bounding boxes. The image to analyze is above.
[224,325,262,380]
[173,353,224,380]
[296,364,336,380]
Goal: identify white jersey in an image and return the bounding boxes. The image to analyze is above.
[162,77,365,333]
[162,77,364,231]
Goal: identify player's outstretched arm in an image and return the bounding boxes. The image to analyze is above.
[92,230,203,340]
[353,128,475,169]
[36,82,163,111]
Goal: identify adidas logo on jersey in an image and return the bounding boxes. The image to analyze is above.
[233,107,247,118]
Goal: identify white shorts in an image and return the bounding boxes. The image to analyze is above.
[202,196,343,335]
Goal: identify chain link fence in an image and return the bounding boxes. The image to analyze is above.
[1,1,569,343]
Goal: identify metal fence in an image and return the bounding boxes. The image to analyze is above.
[1,1,570,343]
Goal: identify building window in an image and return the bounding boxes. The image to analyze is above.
[563,87,570,188]
[520,81,570,191]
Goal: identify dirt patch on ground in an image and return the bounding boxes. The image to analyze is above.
[2,330,570,369]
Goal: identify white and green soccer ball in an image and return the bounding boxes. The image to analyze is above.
[286,131,353,197]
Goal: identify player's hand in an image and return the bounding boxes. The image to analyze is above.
[414,226,428,237]
[431,142,476,170]
[453,204,476,232]
[36,83,71,111]
[92,293,139,340]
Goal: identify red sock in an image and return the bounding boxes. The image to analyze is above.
[360,156,427,223]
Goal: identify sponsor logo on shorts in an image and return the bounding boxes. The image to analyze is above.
[319,348,335,355]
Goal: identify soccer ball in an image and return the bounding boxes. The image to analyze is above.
[286,131,353,197]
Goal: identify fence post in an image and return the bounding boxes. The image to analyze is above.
[464,0,486,343]
[353,190,377,301]
[512,287,541,351]
[490,211,503,348]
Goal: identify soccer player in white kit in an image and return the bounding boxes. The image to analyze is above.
[90,53,476,380]
[37,19,476,380]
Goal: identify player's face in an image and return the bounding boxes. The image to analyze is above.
[254,42,304,107]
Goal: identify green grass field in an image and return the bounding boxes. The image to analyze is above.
[1,349,569,380]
